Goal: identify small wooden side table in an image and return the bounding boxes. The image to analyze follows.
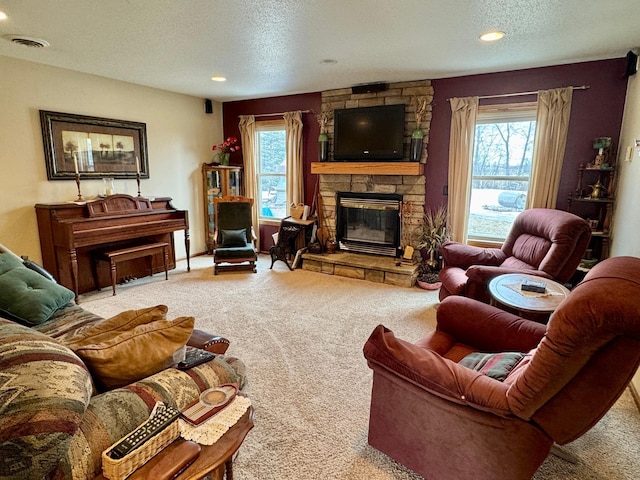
[488,273,570,321]
[270,216,316,270]
[97,406,254,480]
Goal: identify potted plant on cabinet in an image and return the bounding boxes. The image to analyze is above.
[416,205,449,290]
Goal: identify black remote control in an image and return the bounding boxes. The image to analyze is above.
[108,403,181,459]
[177,347,216,370]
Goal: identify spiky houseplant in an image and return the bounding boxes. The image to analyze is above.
[416,205,449,282]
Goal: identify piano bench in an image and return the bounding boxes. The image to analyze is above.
[94,242,169,296]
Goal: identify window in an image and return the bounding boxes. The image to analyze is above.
[467,104,537,243]
[256,121,287,220]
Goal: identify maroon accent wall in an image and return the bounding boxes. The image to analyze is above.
[221,59,628,248]
[426,58,628,212]
[222,92,322,249]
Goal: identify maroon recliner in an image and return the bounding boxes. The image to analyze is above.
[364,256,640,480]
[438,208,591,302]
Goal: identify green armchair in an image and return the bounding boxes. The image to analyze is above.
[213,196,257,275]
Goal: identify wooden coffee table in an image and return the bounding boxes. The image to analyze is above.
[488,273,570,320]
[97,406,254,480]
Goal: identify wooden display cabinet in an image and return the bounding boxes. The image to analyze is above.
[202,164,243,253]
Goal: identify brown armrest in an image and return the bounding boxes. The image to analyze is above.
[436,296,546,352]
[441,241,506,269]
[188,329,230,354]
[466,265,553,284]
[364,325,511,414]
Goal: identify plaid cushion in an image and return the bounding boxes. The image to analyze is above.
[459,352,525,381]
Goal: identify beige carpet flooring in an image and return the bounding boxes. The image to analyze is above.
[79,254,640,480]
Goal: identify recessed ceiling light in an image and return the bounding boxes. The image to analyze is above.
[480,31,505,42]
[319,59,338,65]
[211,76,226,82]
[0,11,8,21]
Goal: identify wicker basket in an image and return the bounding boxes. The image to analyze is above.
[101,417,180,480]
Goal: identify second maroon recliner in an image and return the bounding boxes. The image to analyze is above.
[438,208,591,302]
[364,256,640,480]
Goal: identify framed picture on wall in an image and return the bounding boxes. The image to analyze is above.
[39,110,149,180]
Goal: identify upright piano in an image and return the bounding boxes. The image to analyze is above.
[35,194,190,300]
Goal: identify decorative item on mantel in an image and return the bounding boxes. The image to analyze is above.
[211,137,240,166]
[316,111,332,162]
[411,96,429,163]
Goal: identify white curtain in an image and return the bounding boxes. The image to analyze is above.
[284,111,304,213]
[447,96,479,243]
[527,87,574,208]
[238,115,259,250]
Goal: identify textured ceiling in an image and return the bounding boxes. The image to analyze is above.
[0,0,638,102]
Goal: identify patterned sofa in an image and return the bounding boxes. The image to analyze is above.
[0,302,246,480]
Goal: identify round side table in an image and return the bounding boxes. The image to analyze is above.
[488,273,570,320]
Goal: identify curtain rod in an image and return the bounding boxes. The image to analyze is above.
[240,109,311,118]
[447,85,589,101]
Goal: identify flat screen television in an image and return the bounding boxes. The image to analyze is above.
[333,104,405,161]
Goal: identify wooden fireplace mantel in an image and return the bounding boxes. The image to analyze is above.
[310,162,423,176]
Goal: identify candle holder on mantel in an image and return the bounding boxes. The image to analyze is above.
[75,173,84,202]
[136,172,141,197]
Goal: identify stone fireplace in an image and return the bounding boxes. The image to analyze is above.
[302,79,433,287]
[315,79,432,253]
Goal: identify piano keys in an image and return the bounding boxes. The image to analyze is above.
[35,194,190,301]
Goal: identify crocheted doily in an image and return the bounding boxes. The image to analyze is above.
[178,396,252,445]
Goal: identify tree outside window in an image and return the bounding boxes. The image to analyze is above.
[257,124,287,220]
[468,106,536,242]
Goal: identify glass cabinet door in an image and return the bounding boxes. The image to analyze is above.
[205,169,222,249]
[202,164,244,253]
[228,169,242,196]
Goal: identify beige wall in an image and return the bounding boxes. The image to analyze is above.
[0,56,222,262]
[610,70,640,399]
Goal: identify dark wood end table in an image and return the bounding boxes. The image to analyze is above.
[97,406,254,480]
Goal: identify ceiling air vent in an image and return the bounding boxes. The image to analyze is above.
[2,35,50,48]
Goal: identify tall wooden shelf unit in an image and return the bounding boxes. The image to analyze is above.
[567,160,616,267]
[202,164,243,253]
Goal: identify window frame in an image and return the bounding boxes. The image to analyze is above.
[255,119,287,224]
[467,102,537,245]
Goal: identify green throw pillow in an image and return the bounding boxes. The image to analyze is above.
[0,254,75,326]
[221,228,247,247]
[0,251,23,274]
[459,351,525,382]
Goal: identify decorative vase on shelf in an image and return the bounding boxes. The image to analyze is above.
[218,152,230,166]
[318,133,329,162]
[410,129,424,162]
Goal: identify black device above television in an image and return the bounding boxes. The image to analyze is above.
[333,104,405,161]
